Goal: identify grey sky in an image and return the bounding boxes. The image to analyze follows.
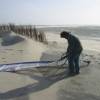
[0,0,100,25]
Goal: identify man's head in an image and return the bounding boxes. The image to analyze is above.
[60,31,70,39]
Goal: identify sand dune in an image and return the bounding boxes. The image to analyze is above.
[0,32,47,64]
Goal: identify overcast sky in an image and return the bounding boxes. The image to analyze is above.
[0,0,100,25]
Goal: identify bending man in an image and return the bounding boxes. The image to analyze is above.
[60,31,83,75]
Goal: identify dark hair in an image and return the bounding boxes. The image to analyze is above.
[60,31,70,38]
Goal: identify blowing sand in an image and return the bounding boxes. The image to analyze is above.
[0,32,100,100]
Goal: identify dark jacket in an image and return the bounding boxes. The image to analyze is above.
[67,34,83,56]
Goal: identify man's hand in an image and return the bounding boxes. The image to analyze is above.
[58,53,69,61]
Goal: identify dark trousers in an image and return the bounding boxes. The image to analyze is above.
[68,54,80,73]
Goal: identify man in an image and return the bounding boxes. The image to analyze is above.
[60,31,83,75]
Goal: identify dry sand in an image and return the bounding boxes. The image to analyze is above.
[0,32,100,100]
[0,32,47,64]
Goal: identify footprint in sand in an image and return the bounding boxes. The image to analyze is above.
[98,63,100,64]
[3,61,7,63]
[81,59,91,67]
[5,49,13,51]
[2,58,6,59]
[83,60,91,65]
[89,55,94,58]
[84,54,94,58]
[84,54,88,56]
[95,60,100,63]
[17,50,24,53]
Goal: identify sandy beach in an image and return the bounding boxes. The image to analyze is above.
[0,31,100,100]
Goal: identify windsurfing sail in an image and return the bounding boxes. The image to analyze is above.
[0,61,55,72]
